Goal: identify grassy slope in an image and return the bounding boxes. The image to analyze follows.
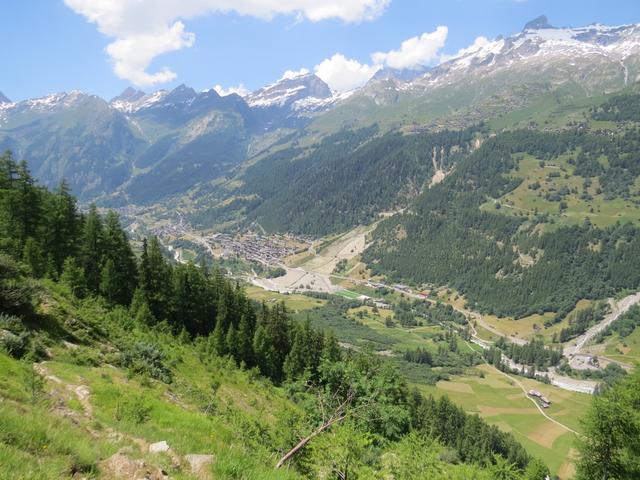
[479,153,640,229]
[0,281,302,480]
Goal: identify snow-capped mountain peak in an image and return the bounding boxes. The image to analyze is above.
[406,17,640,90]
[246,73,332,110]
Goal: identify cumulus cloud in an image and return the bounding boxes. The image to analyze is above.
[314,54,381,92]
[311,26,450,92]
[371,26,448,70]
[212,84,249,97]
[64,0,390,86]
[106,21,194,86]
[440,36,490,63]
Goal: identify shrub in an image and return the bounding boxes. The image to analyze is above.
[121,342,172,383]
[0,313,29,358]
[116,394,152,424]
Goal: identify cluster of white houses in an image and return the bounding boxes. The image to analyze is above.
[528,390,552,408]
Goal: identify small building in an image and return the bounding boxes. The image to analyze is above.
[374,301,392,310]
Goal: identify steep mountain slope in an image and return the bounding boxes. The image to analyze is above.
[0,91,10,104]
[0,92,145,199]
[115,86,258,204]
[238,126,481,235]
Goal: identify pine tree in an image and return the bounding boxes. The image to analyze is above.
[45,180,80,273]
[14,160,41,253]
[60,257,87,298]
[225,323,239,362]
[99,258,118,304]
[173,262,210,334]
[237,312,256,366]
[212,320,226,357]
[79,205,104,294]
[130,288,155,325]
[22,237,45,278]
[101,212,136,305]
[138,237,172,321]
[322,329,341,363]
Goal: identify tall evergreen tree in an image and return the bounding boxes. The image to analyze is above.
[45,180,80,274]
[60,256,87,298]
[100,212,136,305]
[79,205,104,294]
[138,237,172,321]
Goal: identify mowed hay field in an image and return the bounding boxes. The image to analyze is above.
[244,285,326,311]
[418,364,590,479]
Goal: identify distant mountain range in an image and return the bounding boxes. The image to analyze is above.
[1,16,639,206]
[0,73,336,202]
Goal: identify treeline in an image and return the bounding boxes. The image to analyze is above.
[591,93,640,123]
[553,303,607,343]
[365,129,640,318]
[0,151,137,305]
[0,151,539,476]
[495,337,562,369]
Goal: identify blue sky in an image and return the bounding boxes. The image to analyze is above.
[2,0,639,101]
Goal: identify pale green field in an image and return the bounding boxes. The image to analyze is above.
[244,285,326,311]
[336,289,361,300]
[603,327,640,364]
[480,154,640,228]
[347,306,449,351]
[419,364,589,479]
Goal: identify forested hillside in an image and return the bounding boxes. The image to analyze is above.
[364,126,640,319]
[0,150,551,479]
[235,126,482,234]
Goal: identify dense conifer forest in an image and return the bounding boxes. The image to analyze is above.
[364,129,640,319]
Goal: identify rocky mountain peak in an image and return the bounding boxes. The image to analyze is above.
[110,87,146,104]
[523,15,553,31]
[0,91,11,104]
[165,84,197,104]
[247,73,332,109]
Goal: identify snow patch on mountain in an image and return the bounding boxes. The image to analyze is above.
[246,73,333,113]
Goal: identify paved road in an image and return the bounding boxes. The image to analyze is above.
[564,292,640,359]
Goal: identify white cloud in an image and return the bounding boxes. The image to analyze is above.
[311,26,450,92]
[212,83,249,97]
[106,21,194,86]
[440,36,490,63]
[64,0,390,86]
[314,54,381,92]
[371,26,448,70]
[280,68,310,80]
